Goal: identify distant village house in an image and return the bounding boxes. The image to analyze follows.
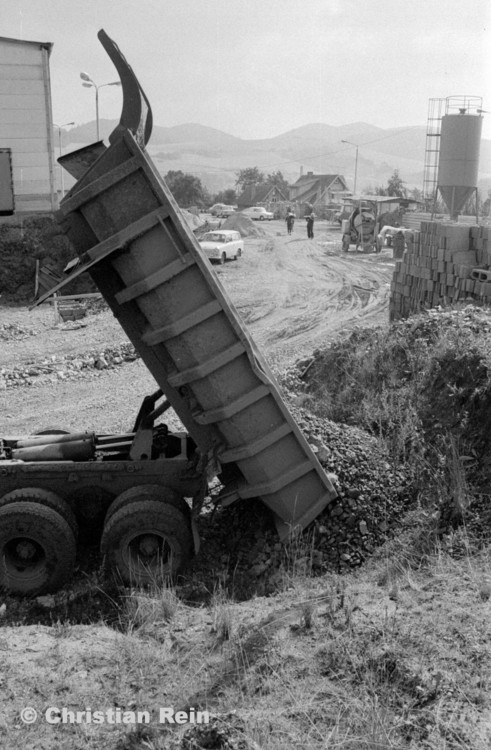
[288,171,350,217]
[236,183,289,211]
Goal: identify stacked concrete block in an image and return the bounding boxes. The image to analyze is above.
[390,222,490,321]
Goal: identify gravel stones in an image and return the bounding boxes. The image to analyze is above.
[0,322,37,341]
[1,342,138,388]
[183,403,416,600]
[288,406,415,568]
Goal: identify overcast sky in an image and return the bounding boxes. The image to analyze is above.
[3,0,491,139]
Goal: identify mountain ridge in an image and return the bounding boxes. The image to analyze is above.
[62,120,491,195]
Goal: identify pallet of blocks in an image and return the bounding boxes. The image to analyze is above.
[390,222,490,321]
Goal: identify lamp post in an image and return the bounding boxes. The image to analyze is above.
[80,72,121,141]
[341,139,359,196]
[53,121,74,198]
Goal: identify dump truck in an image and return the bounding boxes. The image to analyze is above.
[0,31,337,595]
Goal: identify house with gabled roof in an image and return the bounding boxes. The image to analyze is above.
[237,182,289,210]
[288,172,350,210]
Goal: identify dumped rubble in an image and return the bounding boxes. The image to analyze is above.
[188,406,415,599]
[222,212,267,238]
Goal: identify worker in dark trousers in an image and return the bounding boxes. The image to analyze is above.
[286,209,295,235]
[305,211,315,239]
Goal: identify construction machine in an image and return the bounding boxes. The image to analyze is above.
[0,31,337,594]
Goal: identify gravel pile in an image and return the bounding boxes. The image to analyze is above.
[221,213,266,238]
[183,406,415,600]
[0,342,138,388]
[290,406,415,567]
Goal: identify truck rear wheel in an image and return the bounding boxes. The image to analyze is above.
[0,488,78,537]
[0,502,76,594]
[100,499,193,585]
[104,485,189,525]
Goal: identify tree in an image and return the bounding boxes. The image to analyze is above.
[386,169,407,198]
[265,170,289,194]
[235,167,265,191]
[164,170,208,207]
[408,187,423,202]
[213,188,237,205]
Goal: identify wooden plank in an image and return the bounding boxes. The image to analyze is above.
[43,293,102,303]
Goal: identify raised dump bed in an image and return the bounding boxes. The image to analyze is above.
[54,127,336,538]
[9,30,337,594]
[54,32,336,535]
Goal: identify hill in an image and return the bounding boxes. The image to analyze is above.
[63,120,491,196]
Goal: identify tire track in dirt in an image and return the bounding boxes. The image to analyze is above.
[219,222,394,369]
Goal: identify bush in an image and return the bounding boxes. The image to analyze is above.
[296,306,491,539]
[0,216,95,301]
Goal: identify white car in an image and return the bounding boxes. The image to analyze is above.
[241,206,274,221]
[199,230,244,264]
[208,203,236,218]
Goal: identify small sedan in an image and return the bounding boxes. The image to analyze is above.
[241,206,274,221]
[208,203,236,218]
[199,230,244,264]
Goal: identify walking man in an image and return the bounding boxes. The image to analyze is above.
[306,211,315,239]
[286,209,295,235]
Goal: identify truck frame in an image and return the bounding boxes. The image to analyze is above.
[0,31,337,594]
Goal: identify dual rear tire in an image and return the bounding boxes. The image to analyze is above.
[0,485,192,594]
[101,485,192,586]
[0,488,77,594]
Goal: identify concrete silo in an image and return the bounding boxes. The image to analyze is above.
[437,96,483,219]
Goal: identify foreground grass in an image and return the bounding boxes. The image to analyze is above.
[1,522,490,750]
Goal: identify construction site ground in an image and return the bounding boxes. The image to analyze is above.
[0,220,393,434]
[1,220,490,750]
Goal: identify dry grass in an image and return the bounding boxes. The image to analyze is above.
[2,519,490,749]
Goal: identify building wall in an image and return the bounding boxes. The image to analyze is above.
[0,37,56,214]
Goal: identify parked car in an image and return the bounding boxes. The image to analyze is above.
[208,203,236,218]
[199,230,244,264]
[241,206,274,221]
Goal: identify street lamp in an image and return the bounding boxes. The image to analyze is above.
[53,121,74,198]
[80,72,121,141]
[341,139,359,196]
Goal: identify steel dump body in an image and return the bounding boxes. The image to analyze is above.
[53,132,336,536]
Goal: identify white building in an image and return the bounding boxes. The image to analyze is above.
[0,35,57,215]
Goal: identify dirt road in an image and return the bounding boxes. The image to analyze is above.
[1,220,394,433]
[216,220,394,370]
